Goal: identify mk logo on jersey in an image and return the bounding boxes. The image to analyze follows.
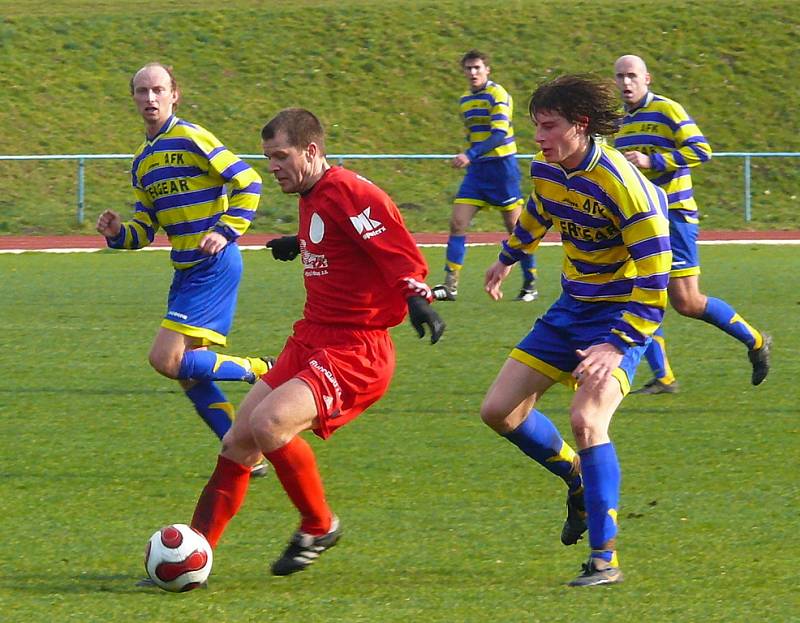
[349,206,386,240]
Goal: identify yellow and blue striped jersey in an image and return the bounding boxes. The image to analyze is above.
[108,115,262,269]
[460,80,517,160]
[501,140,672,351]
[614,91,711,224]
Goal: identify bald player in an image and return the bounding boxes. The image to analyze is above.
[97,63,272,473]
[613,54,770,394]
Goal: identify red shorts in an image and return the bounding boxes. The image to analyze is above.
[261,319,396,439]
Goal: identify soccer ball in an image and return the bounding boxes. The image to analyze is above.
[144,524,213,592]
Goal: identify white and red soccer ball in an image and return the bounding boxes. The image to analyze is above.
[144,524,213,592]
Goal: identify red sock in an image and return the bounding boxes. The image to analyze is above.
[266,436,332,535]
[190,455,250,548]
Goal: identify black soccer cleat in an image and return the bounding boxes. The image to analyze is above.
[514,284,538,302]
[561,488,588,546]
[271,517,342,576]
[568,557,623,587]
[748,333,772,386]
[431,284,457,302]
[630,378,680,395]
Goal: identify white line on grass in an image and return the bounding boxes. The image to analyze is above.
[1,240,799,254]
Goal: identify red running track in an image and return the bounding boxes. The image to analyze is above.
[2,230,800,250]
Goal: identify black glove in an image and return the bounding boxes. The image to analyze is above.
[407,296,445,345]
[266,235,300,261]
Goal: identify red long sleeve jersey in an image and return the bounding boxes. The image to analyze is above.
[297,167,430,329]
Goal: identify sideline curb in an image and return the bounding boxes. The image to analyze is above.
[2,231,800,253]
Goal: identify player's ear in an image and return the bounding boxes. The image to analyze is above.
[306,142,318,160]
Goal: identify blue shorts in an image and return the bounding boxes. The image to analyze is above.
[161,243,243,346]
[510,292,648,395]
[455,156,523,211]
[668,212,700,277]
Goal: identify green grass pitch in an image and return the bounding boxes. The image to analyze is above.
[0,244,796,621]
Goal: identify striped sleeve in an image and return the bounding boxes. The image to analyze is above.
[193,130,262,240]
[650,101,712,172]
[465,87,512,160]
[107,186,159,250]
[607,171,672,350]
[500,191,551,265]
[489,87,512,135]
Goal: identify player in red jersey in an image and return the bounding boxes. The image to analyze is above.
[189,108,445,577]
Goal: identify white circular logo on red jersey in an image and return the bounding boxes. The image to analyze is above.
[309,212,325,244]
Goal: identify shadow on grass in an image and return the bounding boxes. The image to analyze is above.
[0,388,181,395]
[0,572,169,595]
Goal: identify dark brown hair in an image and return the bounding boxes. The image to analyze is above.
[529,74,622,136]
[461,49,489,68]
[261,108,326,154]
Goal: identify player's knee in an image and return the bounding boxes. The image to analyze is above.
[479,398,514,433]
[249,408,275,436]
[219,435,236,458]
[501,213,518,234]
[249,408,291,451]
[148,350,181,379]
[449,220,467,235]
[671,296,704,318]
[569,410,595,448]
[479,400,500,428]
[220,432,259,466]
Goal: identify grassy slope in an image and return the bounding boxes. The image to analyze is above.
[0,0,798,233]
[0,245,797,621]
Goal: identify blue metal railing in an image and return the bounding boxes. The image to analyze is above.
[0,152,797,225]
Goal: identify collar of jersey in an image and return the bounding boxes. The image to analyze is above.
[626,91,654,114]
[559,137,601,176]
[146,115,179,142]
[469,79,493,94]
